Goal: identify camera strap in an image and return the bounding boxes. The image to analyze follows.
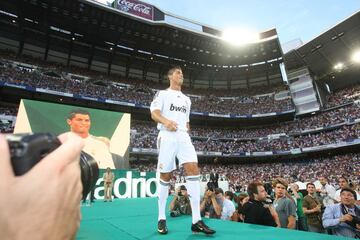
[340,204,360,230]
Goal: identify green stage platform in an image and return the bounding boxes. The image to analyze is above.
[77,198,352,240]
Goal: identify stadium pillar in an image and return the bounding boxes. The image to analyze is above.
[107,47,115,75]
[142,61,148,81]
[158,65,164,85]
[189,70,194,88]
[227,71,232,90]
[67,33,75,67]
[44,30,50,61]
[43,1,52,61]
[209,71,214,89]
[246,68,250,88]
[125,57,131,79]
[88,44,95,70]
[16,0,25,57]
[266,62,270,86]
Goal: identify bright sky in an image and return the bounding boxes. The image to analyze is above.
[96,0,360,44]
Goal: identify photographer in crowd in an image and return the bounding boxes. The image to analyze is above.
[169,185,192,217]
[200,187,221,219]
[323,188,360,238]
[0,133,84,240]
[200,187,235,220]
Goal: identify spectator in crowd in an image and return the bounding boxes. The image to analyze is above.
[215,188,236,221]
[323,188,360,238]
[0,56,295,115]
[131,120,360,154]
[240,181,279,227]
[303,183,325,233]
[2,53,360,115]
[273,178,296,229]
[289,183,307,231]
[335,176,360,204]
[131,153,360,196]
[325,84,360,108]
[318,176,337,207]
[234,192,249,222]
[169,185,192,217]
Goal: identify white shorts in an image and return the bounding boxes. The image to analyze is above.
[156,130,198,173]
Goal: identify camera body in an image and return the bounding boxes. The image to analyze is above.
[207,182,216,192]
[351,215,360,225]
[7,133,99,199]
[7,133,61,176]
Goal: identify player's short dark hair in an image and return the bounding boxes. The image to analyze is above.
[247,182,263,200]
[167,66,182,79]
[306,182,315,188]
[340,187,357,200]
[67,109,90,120]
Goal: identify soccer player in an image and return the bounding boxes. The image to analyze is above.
[150,66,216,235]
[66,109,114,169]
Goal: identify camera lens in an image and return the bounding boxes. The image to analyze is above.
[79,151,99,199]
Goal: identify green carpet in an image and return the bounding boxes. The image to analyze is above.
[77,198,352,240]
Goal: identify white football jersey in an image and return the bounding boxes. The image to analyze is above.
[150,88,191,131]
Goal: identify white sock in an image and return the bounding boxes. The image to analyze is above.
[158,179,170,221]
[185,175,202,224]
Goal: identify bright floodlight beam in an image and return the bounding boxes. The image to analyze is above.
[222,28,260,46]
[352,50,360,63]
[334,63,344,70]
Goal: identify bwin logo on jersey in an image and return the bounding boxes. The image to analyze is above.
[169,103,187,113]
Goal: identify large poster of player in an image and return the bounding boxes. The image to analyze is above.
[14,99,130,169]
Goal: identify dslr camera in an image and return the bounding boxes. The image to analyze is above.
[7,133,99,199]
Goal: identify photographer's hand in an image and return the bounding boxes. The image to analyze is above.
[339,214,353,222]
[0,132,84,240]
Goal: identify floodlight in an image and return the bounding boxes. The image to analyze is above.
[333,63,344,70]
[222,28,259,46]
[352,50,360,63]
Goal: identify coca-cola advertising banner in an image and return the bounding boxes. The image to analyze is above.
[115,0,154,21]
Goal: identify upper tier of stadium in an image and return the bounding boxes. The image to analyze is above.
[0,0,284,89]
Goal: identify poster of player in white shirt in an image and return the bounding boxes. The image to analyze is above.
[14,99,130,169]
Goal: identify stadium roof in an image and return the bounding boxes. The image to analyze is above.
[284,10,360,86]
[0,0,284,89]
